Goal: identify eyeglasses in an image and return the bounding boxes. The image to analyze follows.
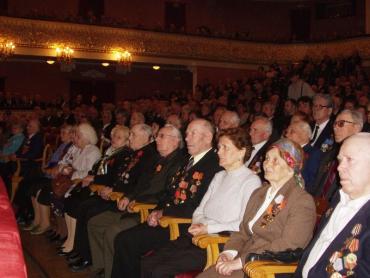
[334,120,356,128]
[313,104,331,110]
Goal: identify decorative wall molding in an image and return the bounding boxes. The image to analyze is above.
[1,16,370,66]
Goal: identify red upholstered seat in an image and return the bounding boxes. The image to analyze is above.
[175,270,202,278]
[0,177,27,278]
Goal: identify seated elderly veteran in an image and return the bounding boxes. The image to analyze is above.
[110,119,222,278]
[52,123,101,255]
[295,133,370,278]
[11,119,44,222]
[0,122,25,195]
[309,109,363,200]
[87,124,184,277]
[21,124,74,235]
[141,127,261,277]
[285,120,322,190]
[66,124,160,271]
[198,138,316,278]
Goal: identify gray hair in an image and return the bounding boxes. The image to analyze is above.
[338,109,364,130]
[314,93,333,108]
[77,123,98,145]
[135,123,153,140]
[111,125,130,139]
[293,120,312,139]
[222,110,241,127]
[254,116,273,137]
[163,124,184,149]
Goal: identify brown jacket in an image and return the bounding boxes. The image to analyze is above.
[225,177,316,263]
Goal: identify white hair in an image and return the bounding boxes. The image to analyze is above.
[77,123,98,145]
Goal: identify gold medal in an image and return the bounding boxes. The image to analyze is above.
[330,272,342,278]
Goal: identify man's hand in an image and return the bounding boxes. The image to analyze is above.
[117,197,130,211]
[147,210,163,227]
[127,200,136,213]
[82,175,94,187]
[99,186,113,200]
[188,223,208,236]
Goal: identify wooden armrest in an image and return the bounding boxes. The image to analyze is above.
[192,234,230,270]
[89,184,106,193]
[109,191,124,201]
[243,261,298,278]
[131,202,157,223]
[159,216,192,240]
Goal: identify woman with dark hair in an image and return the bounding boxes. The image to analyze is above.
[198,138,316,278]
[141,128,261,277]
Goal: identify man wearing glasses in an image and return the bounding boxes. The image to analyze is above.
[310,94,334,150]
[310,110,363,201]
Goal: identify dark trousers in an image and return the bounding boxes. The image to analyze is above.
[72,196,115,262]
[141,235,206,278]
[111,223,171,278]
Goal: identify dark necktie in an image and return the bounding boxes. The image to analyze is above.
[310,125,319,144]
[185,157,194,172]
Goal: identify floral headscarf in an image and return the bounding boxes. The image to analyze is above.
[269,138,305,188]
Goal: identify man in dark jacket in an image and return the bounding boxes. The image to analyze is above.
[295,133,370,278]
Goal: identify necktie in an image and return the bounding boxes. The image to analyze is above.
[310,125,319,144]
[186,157,194,172]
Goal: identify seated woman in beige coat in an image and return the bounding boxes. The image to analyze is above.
[198,138,316,278]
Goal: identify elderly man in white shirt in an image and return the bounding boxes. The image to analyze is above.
[295,133,370,278]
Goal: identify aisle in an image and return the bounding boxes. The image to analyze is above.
[21,230,89,278]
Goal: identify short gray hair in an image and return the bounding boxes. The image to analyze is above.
[254,116,273,136]
[338,109,364,130]
[163,124,184,149]
[314,93,333,108]
[292,120,312,139]
[135,123,153,139]
[222,110,241,127]
[78,123,98,145]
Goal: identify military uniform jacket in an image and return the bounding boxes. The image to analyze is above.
[115,142,160,194]
[158,148,222,219]
[295,198,370,278]
[224,178,316,263]
[91,146,133,188]
[16,132,44,160]
[129,148,185,203]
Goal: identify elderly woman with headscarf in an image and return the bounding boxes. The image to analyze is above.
[198,138,316,278]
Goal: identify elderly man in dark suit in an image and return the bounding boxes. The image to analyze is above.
[246,117,273,178]
[295,133,370,278]
[310,94,334,150]
[310,110,363,200]
[111,119,222,278]
[285,120,322,191]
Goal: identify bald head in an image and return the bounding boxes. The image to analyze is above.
[185,119,214,156]
[337,133,370,199]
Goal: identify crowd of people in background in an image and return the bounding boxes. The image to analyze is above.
[0,51,369,278]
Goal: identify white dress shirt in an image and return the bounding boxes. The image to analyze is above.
[310,119,329,146]
[246,140,267,167]
[192,166,261,234]
[302,190,370,278]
